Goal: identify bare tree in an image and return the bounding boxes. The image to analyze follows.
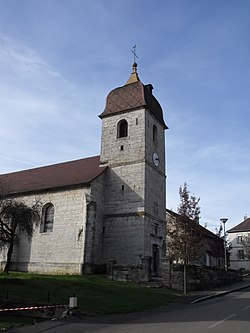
[178,182,200,223]
[166,182,201,293]
[0,183,41,274]
[215,223,223,237]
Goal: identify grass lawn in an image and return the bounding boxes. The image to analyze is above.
[0,272,176,315]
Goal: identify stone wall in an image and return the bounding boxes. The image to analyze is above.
[100,109,146,167]
[83,173,106,274]
[103,214,146,266]
[1,186,91,274]
[100,106,166,271]
[162,257,242,291]
[0,173,108,275]
[106,257,152,282]
[0,248,7,271]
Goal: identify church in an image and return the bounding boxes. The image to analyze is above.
[0,63,168,277]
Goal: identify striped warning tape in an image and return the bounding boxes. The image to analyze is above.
[0,304,66,312]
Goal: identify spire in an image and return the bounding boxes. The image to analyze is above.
[124,62,140,85]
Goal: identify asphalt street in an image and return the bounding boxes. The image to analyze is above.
[10,286,250,333]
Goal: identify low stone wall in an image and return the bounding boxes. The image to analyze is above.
[162,257,242,291]
[106,258,152,282]
[7,261,82,275]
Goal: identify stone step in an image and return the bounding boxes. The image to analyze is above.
[141,277,164,288]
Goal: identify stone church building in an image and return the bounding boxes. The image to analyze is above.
[0,63,168,277]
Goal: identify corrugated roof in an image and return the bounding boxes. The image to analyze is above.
[0,155,106,196]
[227,217,250,233]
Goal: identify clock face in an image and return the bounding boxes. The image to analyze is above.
[152,152,160,167]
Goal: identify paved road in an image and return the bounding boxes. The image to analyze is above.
[11,287,250,333]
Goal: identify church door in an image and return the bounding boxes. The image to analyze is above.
[152,244,160,276]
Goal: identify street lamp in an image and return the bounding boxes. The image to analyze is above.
[220,218,228,271]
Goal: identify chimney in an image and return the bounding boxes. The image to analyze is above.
[244,214,248,220]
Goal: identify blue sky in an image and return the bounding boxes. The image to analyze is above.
[0,0,249,232]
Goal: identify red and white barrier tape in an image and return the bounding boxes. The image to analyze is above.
[0,304,66,312]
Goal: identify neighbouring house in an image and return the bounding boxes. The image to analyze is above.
[166,209,225,268]
[227,216,250,271]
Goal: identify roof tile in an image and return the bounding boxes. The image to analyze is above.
[99,81,167,129]
[0,155,106,195]
[227,217,250,233]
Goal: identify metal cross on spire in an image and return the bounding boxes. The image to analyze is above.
[131,45,138,64]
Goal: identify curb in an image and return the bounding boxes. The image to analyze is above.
[190,284,250,304]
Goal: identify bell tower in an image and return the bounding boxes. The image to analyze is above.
[99,63,167,275]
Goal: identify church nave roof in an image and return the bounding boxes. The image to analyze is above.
[0,155,106,196]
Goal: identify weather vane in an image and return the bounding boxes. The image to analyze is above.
[131,45,138,64]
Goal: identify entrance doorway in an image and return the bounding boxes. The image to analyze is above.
[152,244,160,276]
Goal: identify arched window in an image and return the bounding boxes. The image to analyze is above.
[41,203,54,232]
[117,119,128,138]
[153,125,158,145]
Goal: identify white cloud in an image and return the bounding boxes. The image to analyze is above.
[0,34,59,79]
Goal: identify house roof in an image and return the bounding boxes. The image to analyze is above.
[166,208,220,240]
[99,63,168,129]
[0,155,107,196]
[227,217,250,233]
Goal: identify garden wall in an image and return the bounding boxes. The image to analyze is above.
[162,257,242,291]
[106,257,152,282]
